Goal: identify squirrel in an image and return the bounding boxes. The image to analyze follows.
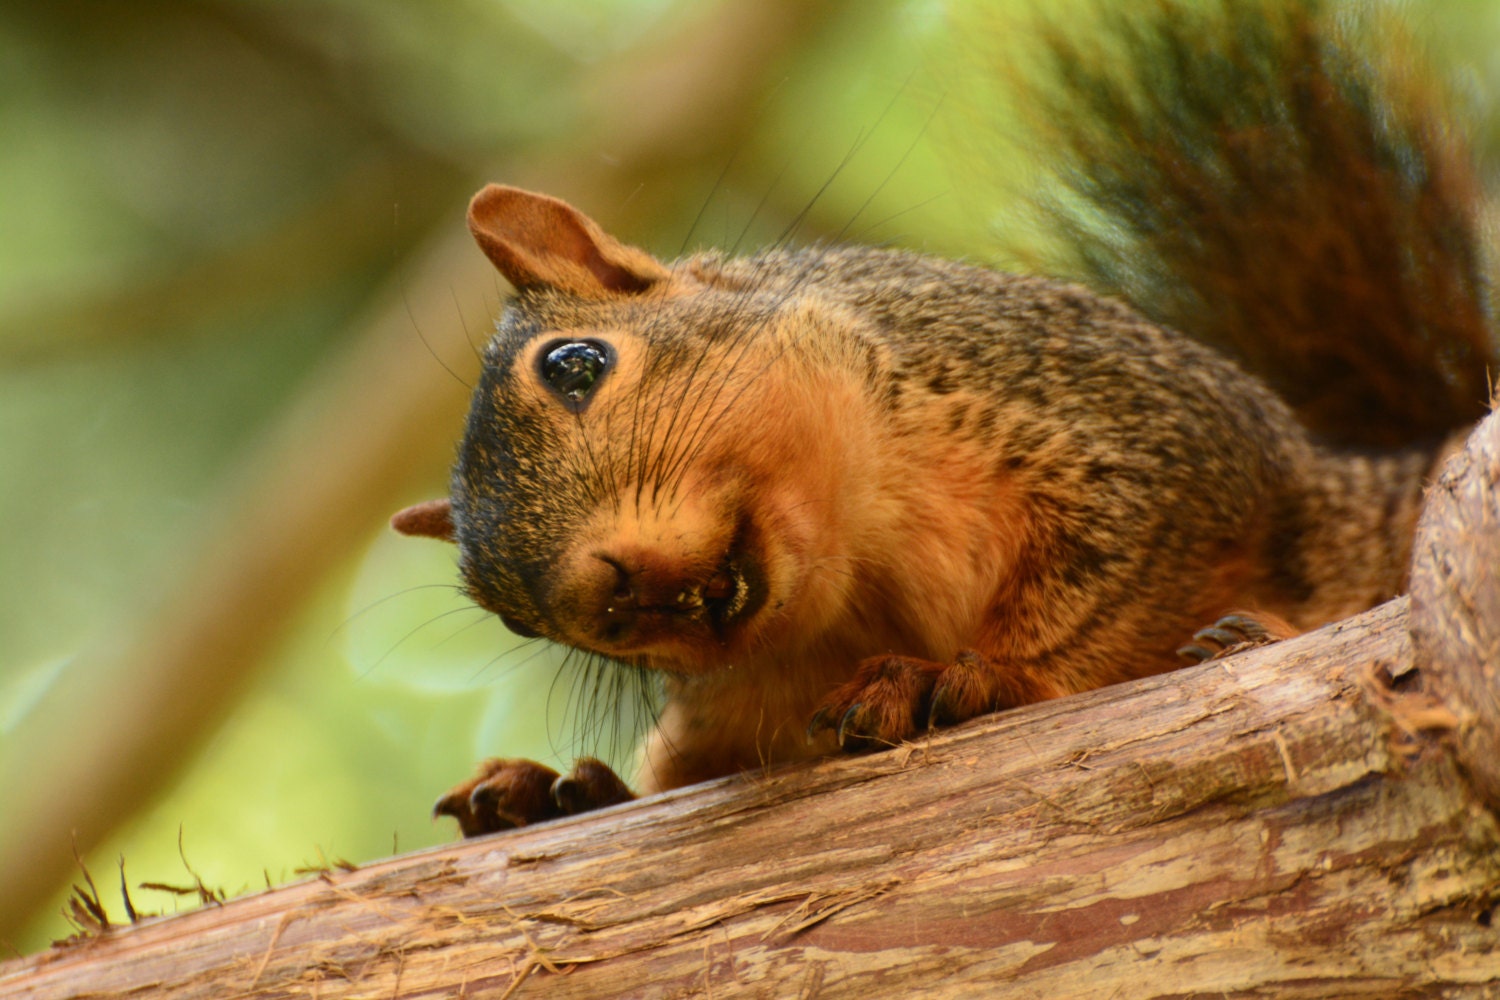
[392,0,1498,836]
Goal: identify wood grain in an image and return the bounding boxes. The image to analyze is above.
[4,597,1497,998]
[1411,409,1500,813]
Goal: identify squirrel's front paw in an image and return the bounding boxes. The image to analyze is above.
[434,756,633,837]
[808,650,1014,751]
[805,654,940,750]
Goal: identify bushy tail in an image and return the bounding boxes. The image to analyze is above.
[992,0,1497,447]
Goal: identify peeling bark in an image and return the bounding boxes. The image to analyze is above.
[3,597,1497,998]
[1410,409,1500,814]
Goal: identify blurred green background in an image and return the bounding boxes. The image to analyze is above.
[0,0,1495,955]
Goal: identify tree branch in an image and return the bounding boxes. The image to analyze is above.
[1411,408,1500,811]
[4,594,1497,998]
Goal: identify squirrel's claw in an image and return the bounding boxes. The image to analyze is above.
[1176,642,1217,663]
[1177,612,1299,663]
[835,704,865,748]
[1197,627,1247,648]
[805,706,834,744]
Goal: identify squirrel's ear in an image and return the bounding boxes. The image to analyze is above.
[467,185,670,298]
[391,499,455,543]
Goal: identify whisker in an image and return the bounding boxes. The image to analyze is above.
[358,604,492,679]
[400,273,473,392]
[331,583,471,637]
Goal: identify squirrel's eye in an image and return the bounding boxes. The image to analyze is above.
[540,340,611,405]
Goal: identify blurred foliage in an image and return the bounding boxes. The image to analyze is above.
[1,0,1496,956]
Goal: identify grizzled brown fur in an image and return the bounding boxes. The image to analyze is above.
[405,0,1498,834]
[446,234,1447,790]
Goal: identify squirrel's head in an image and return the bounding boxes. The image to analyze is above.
[394,185,878,674]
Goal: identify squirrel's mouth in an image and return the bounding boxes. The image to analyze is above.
[700,547,766,639]
[636,516,767,646]
[712,511,769,639]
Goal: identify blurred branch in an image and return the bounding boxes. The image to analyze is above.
[0,156,459,366]
[0,0,847,945]
[0,0,538,366]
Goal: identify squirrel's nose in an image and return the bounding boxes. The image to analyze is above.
[595,554,639,643]
[588,551,726,645]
